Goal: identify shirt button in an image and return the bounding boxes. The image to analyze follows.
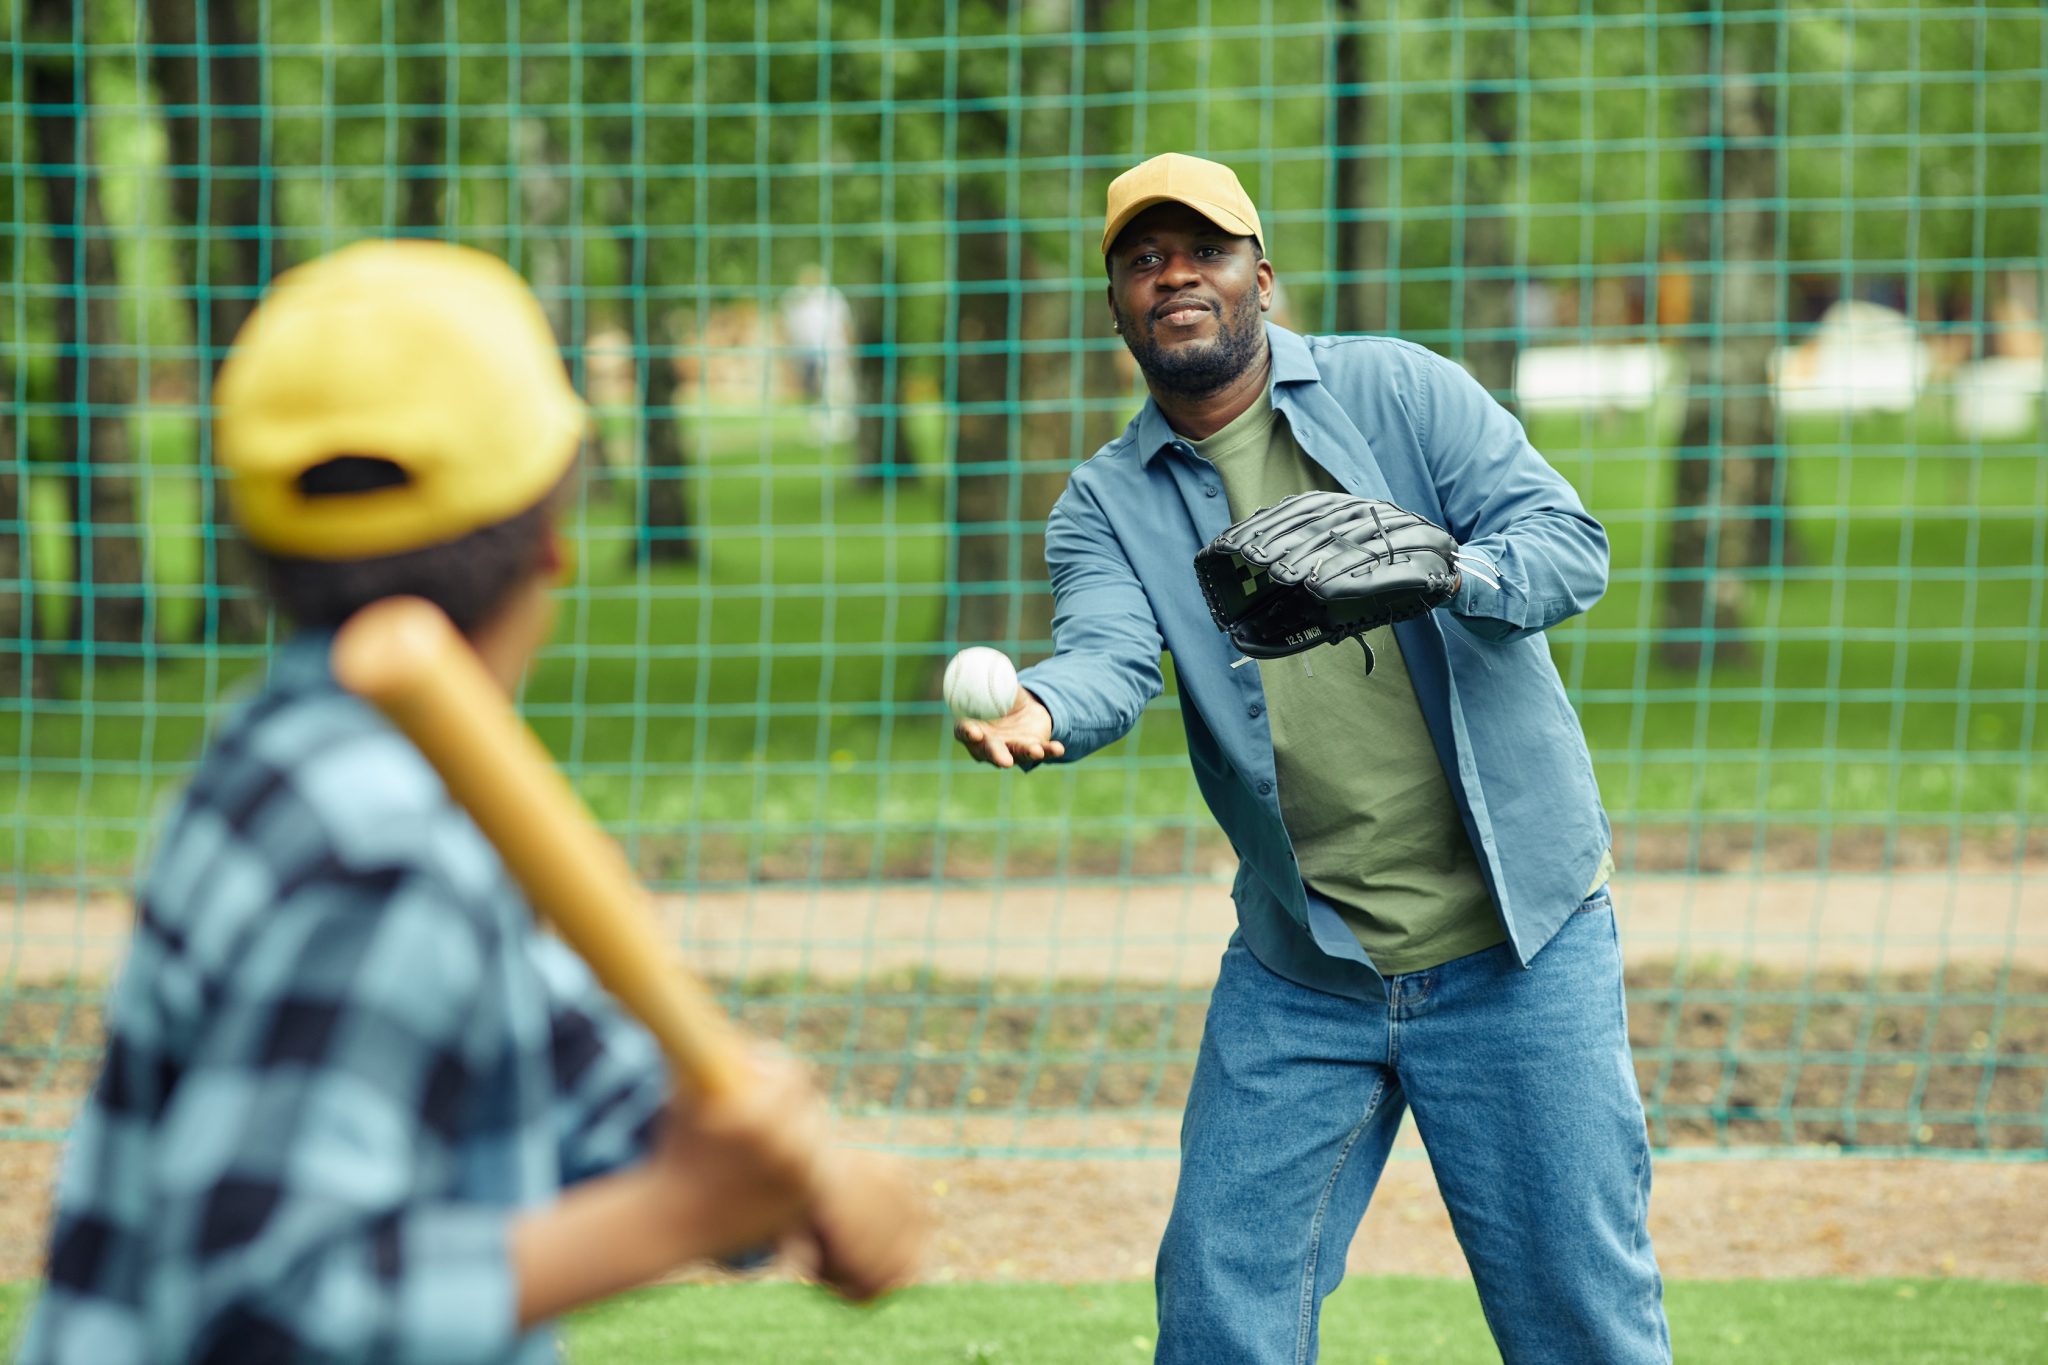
[1204,484,1218,497]
[1256,779,1273,795]
[1248,702,1263,718]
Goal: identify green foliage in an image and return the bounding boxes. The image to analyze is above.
[7,404,2042,876]
[59,0,2033,341]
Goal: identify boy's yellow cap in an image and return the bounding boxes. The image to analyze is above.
[215,240,587,561]
[1101,153,1264,257]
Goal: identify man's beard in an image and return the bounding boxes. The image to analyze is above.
[1115,290,1265,398]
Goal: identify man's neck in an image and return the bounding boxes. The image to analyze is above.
[1151,338,1273,442]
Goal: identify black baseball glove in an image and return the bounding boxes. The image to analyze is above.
[1192,490,1467,672]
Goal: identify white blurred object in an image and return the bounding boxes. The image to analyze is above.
[1947,356,2045,440]
[1514,345,1683,415]
[781,265,858,444]
[1770,300,1933,415]
[943,647,1020,722]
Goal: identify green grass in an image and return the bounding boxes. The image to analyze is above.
[5,404,2044,877]
[4,1277,2046,1363]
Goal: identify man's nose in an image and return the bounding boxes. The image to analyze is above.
[1157,250,1201,288]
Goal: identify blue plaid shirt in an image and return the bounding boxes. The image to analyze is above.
[20,632,669,1364]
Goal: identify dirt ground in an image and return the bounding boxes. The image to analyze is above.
[10,958,2044,1155]
[2,1135,2043,1288]
[12,863,2048,985]
[902,1147,2048,1287]
[6,863,2044,1289]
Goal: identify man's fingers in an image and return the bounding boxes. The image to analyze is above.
[955,719,1004,768]
[954,701,1057,771]
[1013,733,1064,763]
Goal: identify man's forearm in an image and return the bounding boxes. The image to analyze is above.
[1445,514,1608,641]
[1016,656,1161,760]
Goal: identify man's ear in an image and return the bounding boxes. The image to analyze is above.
[1257,258,1275,313]
[1105,281,1118,330]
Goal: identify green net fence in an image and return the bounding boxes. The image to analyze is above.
[3,1,2044,1163]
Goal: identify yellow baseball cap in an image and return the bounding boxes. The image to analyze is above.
[1101,153,1264,257]
[215,240,587,561]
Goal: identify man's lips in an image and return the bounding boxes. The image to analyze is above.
[1152,299,1214,327]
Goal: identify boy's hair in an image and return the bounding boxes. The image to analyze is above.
[256,454,577,635]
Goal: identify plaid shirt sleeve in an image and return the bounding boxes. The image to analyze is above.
[531,936,670,1186]
[104,856,529,1364]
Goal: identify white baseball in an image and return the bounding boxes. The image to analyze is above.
[943,646,1020,722]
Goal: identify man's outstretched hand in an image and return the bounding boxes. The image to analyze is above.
[953,689,1065,769]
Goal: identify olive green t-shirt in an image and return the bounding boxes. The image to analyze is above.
[1190,387,1506,974]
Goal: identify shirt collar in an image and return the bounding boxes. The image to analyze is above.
[1138,322,1318,467]
[268,627,341,696]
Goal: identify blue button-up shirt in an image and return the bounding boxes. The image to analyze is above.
[1019,324,1612,1000]
[21,633,668,1364]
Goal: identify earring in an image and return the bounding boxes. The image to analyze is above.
[1113,320,1122,333]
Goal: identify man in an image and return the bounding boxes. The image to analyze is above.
[956,154,1670,1363]
[23,241,920,1363]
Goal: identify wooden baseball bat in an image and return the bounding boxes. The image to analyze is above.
[331,596,747,1099]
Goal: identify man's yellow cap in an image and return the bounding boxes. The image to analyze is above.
[215,240,587,561]
[1101,153,1264,258]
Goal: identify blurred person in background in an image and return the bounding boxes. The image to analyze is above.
[781,264,857,444]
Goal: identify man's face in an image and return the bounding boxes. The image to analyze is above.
[1106,202,1274,398]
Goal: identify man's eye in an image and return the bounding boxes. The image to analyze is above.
[1134,253,1161,267]
[1197,246,1222,258]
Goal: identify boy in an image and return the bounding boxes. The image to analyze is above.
[20,241,920,1363]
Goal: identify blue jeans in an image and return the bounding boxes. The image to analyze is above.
[1156,889,1670,1364]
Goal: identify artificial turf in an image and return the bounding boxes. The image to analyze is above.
[4,1276,2045,1363]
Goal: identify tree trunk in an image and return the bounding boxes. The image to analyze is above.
[0,369,23,694]
[1333,0,1383,335]
[947,183,1028,653]
[1663,37,1782,671]
[854,275,919,485]
[588,109,697,568]
[29,0,148,650]
[635,328,698,565]
[151,0,278,642]
[516,119,575,343]
[397,3,447,233]
[1460,83,1520,403]
[940,4,1112,668]
[153,0,280,365]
